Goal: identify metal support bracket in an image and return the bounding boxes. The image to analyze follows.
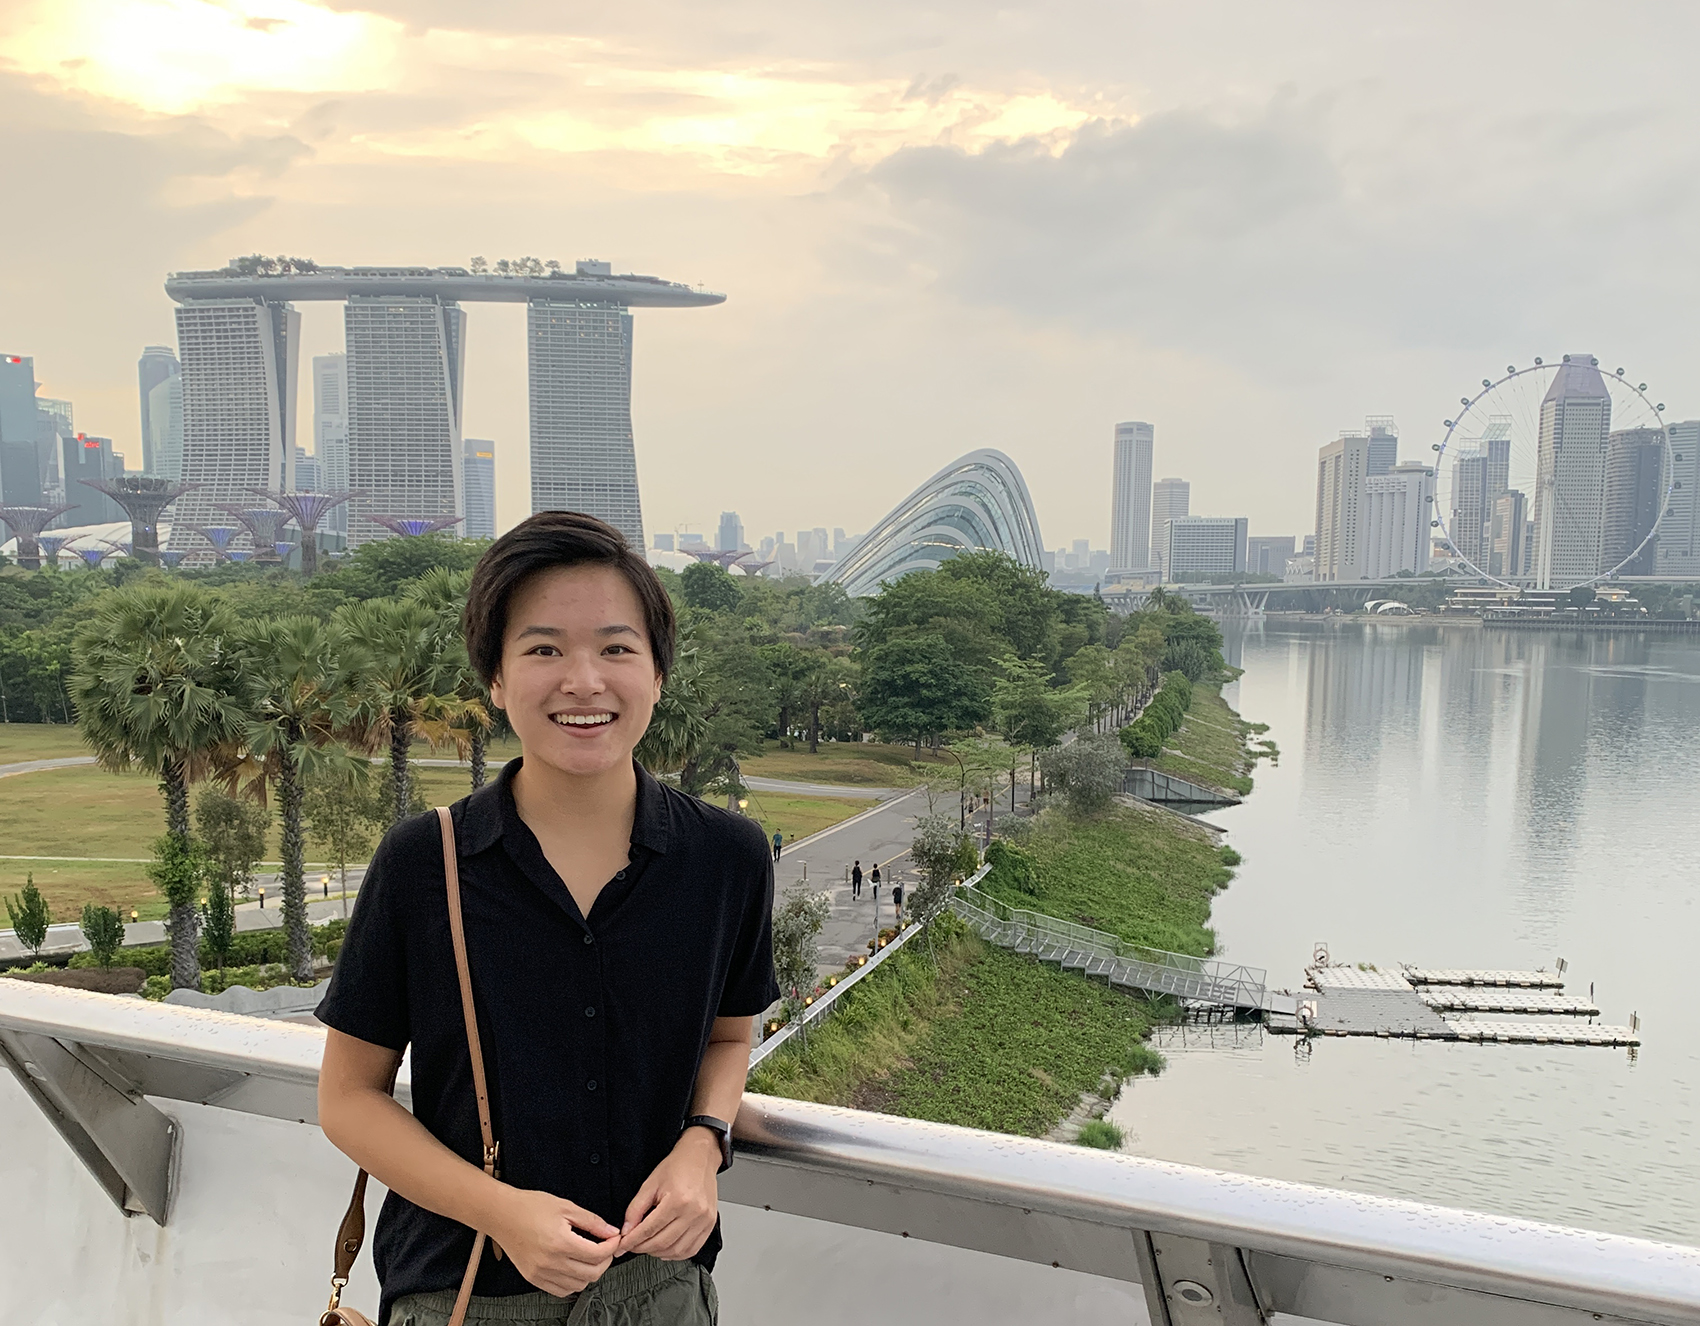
[0,1029,177,1224]
[1136,1230,1267,1325]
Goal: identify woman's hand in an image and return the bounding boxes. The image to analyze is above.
[489,1188,621,1296]
[616,1129,721,1261]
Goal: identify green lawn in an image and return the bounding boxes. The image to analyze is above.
[744,792,872,846]
[980,803,1232,957]
[748,918,1160,1136]
[0,723,90,763]
[1151,683,1256,795]
[739,739,956,788]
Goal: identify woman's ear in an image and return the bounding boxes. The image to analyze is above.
[488,671,505,710]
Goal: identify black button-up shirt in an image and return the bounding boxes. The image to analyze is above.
[316,759,779,1322]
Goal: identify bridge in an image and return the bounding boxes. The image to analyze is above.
[1101,578,1470,617]
[3,981,1698,1325]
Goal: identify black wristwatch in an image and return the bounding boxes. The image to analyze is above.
[682,1115,733,1173]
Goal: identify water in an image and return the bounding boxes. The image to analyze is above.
[1107,618,1700,1246]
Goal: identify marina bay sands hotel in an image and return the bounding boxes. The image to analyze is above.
[162,260,723,554]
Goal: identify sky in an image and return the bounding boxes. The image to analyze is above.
[3,1,1700,550]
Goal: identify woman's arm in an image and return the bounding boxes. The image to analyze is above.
[617,1014,753,1259]
[319,1028,620,1294]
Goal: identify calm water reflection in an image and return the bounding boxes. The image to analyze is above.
[1108,619,1700,1246]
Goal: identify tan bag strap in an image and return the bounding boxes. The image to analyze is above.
[322,807,499,1326]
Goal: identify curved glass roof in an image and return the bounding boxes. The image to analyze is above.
[821,449,1045,598]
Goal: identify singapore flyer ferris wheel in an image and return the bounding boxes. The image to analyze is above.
[1431,355,1676,591]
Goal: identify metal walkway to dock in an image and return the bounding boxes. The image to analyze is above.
[951,889,1269,1012]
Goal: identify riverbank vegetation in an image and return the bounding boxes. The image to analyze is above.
[748,915,1162,1136]
[1148,681,1261,796]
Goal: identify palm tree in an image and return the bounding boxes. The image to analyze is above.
[335,597,454,824]
[70,582,246,990]
[635,640,707,776]
[231,616,355,981]
[404,568,494,789]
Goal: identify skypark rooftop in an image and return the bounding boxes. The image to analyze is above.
[164,260,725,308]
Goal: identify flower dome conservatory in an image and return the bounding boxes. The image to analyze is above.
[820,448,1045,598]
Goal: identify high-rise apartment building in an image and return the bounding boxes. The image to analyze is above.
[1489,490,1528,579]
[1532,355,1611,589]
[717,511,743,552]
[463,438,496,540]
[1163,517,1247,579]
[1149,477,1190,577]
[344,296,465,549]
[137,347,180,476]
[528,295,643,548]
[312,353,350,536]
[1657,420,1699,576]
[1109,421,1154,572]
[1362,462,1434,579]
[166,299,299,556]
[1601,427,1665,576]
[1245,536,1296,576]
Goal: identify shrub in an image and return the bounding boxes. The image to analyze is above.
[4,877,51,958]
[79,903,125,967]
[984,839,1039,896]
[1119,718,1162,759]
[1117,1042,1166,1077]
[67,917,350,975]
[1039,735,1125,815]
[1076,1119,1125,1149]
[1219,846,1242,868]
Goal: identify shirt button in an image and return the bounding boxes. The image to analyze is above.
[586,1079,597,1091]
[583,933,594,945]
[615,870,626,880]
[585,1006,596,1018]
[590,1151,601,1165]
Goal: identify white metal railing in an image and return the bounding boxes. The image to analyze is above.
[0,982,1696,1325]
[952,888,1267,1010]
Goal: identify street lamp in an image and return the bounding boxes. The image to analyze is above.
[938,745,967,829]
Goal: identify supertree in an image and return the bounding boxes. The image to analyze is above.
[37,533,68,568]
[219,505,292,563]
[72,542,112,569]
[249,488,357,576]
[732,556,775,576]
[369,514,463,538]
[194,526,240,562]
[0,503,77,570]
[159,549,188,569]
[80,476,195,566]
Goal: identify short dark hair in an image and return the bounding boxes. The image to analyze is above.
[463,511,676,687]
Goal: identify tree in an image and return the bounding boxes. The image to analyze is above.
[680,561,743,614]
[635,640,708,776]
[304,764,377,909]
[771,885,832,1022]
[909,813,973,937]
[406,568,493,789]
[200,876,235,977]
[1039,734,1125,816]
[336,598,454,825]
[195,785,270,899]
[676,630,775,797]
[858,633,988,747]
[1065,645,1119,732]
[802,656,856,753]
[757,641,813,748]
[146,834,209,990]
[5,876,51,958]
[235,615,359,980]
[79,903,125,968]
[71,582,247,991]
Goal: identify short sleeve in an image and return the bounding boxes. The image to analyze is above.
[315,828,412,1051]
[717,828,782,1017]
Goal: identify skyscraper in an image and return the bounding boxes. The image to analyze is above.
[1601,427,1665,576]
[1657,420,1699,576]
[0,354,46,505]
[294,445,322,494]
[61,434,126,524]
[529,289,643,548]
[1109,421,1154,573]
[1447,418,1510,568]
[717,511,744,553]
[464,438,496,540]
[166,298,300,556]
[1314,433,1368,582]
[344,296,466,548]
[1149,477,1190,577]
[137,346,180,476]
[146,374,184,481]
[1245,536,1295,576]
[313,353,350,537]
[1489,490,1528,579]
[1364,417,1399,477]
[1361,462,1434,579]
[1532,354,1611,589]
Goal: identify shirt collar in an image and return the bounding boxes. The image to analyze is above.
[458,756,673,856]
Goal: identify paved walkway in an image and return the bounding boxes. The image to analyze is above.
[0,755,96,779]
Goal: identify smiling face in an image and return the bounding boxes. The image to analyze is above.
[487,563,664,782]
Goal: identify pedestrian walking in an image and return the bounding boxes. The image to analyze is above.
[772,830,783,861]
[869,862,881,889]
[316,512,776,1326]
[892,881,904,923]
[851,860,862,899]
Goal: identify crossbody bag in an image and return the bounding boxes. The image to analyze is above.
[321,806,499,1326]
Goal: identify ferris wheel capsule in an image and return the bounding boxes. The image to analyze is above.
[1534,356,1543,365]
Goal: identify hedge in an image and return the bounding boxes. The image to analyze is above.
[67,918,350,976]
[1118,671,1194,760]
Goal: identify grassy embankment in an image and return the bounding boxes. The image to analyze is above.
[1147,681,1273,797]
[739,738,958,788]
[749,682,1261,1138]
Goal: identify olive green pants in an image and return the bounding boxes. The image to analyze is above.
[390,1256,717,1326]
